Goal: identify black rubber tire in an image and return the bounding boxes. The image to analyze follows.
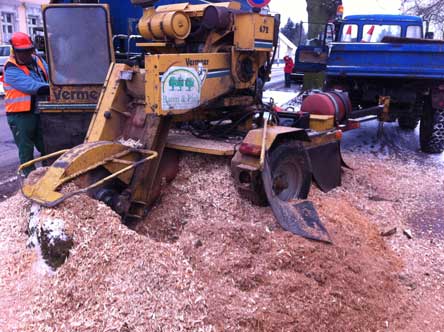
[237,178,268,207]
[420,101,444,154]
[398,115,419,130]
[268,141,312,200]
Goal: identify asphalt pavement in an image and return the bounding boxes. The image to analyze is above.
[342,120,444,165]
[0,98,18,166]
[0,98,20,202]
[264,66,288,90]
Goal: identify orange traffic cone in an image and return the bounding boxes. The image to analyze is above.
[343,25,352,42]
[362,25,375,42]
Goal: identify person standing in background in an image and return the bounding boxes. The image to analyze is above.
[283,55,294,88]
[3,32,49,176]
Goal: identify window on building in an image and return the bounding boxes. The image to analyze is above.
[28,15,40,38]
[1,12,15,42]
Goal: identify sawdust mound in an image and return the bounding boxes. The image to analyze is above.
[137,154,410,331]
[0,153,410,331]
[0,195,36,330]
[0,195,209,331]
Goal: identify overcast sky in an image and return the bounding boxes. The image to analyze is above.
[269,0,402,26]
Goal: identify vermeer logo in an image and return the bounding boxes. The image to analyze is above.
[53,89,99,101]
[161,67,201,111]
[185,58,209,66]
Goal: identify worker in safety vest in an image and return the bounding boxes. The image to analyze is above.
[3,32,49,176]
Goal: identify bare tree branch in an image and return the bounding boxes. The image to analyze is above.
[401,0,444,38]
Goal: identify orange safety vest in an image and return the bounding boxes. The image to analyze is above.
[3,55,48,114]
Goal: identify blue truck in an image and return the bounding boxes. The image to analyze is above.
[298,14,444,153]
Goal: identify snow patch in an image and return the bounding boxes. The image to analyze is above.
[118,137,143,148]
[41,218,68,246]
[27,203,71,271]
[27,203,41,249]
[262,90,298,107]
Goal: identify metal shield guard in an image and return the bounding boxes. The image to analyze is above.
[308,141,342,193]
[262,154,332,243]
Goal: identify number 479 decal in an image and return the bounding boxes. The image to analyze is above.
[259,25,269,33]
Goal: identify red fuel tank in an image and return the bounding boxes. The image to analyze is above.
[301,91,351,124]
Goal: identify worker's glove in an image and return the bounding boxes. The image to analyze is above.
[37,85,50,96]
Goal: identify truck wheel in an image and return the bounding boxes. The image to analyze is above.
[398,115,419,130]
[420,106,444,154]
[269,141,312,200]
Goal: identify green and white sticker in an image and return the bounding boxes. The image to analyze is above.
[161,66,202,111]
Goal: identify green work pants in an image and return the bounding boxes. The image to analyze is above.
[7,112,45,176]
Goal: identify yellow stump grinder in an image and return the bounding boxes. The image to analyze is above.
[21,0,347,243]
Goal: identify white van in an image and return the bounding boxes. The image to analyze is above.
[0,45,10,95]
[0,45,11,75]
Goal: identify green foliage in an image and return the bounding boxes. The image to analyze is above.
[280,18,307,46]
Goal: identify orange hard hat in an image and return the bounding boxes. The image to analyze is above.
[10,32,34,50]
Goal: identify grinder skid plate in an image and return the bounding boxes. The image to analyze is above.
[19,141,158,207]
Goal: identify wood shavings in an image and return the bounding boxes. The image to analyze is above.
[0,151,442,331]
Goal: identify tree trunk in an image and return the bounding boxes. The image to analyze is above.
[303,0,341,91]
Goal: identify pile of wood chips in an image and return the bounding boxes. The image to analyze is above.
[0,186,209,331]
[335,151,444,331]
[1,151,442,331]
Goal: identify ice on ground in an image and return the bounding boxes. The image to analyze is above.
[27,203,41,248]
[262,90,298,107]
[42,218,68,246]
[27,203,70,272]
[118,138,143,148]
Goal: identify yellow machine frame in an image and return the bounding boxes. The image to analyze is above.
[22,1,342,237]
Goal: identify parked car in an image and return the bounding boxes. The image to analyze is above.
[0,45,11,75]
[0,45,45,74]
[0,45,46,96]
[0,45,10,96]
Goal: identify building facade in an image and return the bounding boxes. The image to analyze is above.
[0,0,47,44]
[275,32,297,64]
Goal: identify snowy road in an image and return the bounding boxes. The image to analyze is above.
[342,120,444,166]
